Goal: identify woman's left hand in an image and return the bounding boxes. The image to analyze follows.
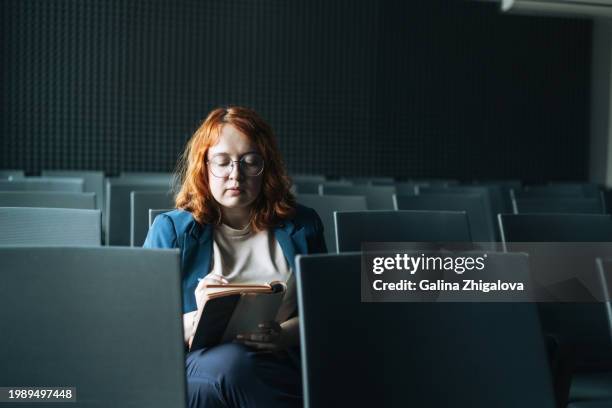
[235,321,287,351]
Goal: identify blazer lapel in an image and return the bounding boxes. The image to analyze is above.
[275,219,308,320]
[275,219,308,271]
[275,221,297,270]
[181,222,214,309]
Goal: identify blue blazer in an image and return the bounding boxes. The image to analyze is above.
[143,204,327,313]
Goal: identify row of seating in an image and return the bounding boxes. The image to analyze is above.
[0,171,175,245]
[1,171,608,243]
[3,202,612,369]
[3,172,612,406]
[4,199,607,254]
[2,243,611,407]
[0,187,605,249]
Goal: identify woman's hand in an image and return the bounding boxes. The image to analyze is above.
[194,273,229,310]
[235,321,287,351]
[187,273,229,348]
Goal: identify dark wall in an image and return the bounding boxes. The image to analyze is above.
[0,0,591,181]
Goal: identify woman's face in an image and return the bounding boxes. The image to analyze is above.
[206,124,264,215]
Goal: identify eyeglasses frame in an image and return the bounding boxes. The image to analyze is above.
[206,153,265,178]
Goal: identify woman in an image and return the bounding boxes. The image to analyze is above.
[144,106,327,407]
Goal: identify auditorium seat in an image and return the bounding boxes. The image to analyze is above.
[0,246,185,407]
[512,197,604,214]
[499,214,612,243]
[294,180,352,195]
[0,170,25,179]
[42,170,105,217]
[297,194,368,253]
[562,259,612,406]
[321,185,396,210]
[419,185,509,235]
[498,214,612,360]
[0,207,101,245]
[471,179,522,189]
[334,210,471,252]
[149,209,173,227]
[105,177,173,246]
[296,252,556,408]
[568,402,612,408]
[340,176,395,185]
[409,178,459,187]
[290,174,326,183]
[394,193,496,242]
[499,214,612,405]
[393,182,419,196]
[514,184,600,198]
[130,191,175,246]
[120,171,173,181]
[472,180,521,214]
[599,190,612,215]
[0,191,96,210]
[0,177,84,192]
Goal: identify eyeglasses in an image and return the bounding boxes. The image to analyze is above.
[207,153,265,178]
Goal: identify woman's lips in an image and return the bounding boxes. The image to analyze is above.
[226,188,242,196]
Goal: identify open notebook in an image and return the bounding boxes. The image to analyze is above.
[189,281,286,351]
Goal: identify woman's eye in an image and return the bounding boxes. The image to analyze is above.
[243,155,262,165]
[212,158,230,166]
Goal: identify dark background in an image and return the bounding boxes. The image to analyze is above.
[0,0,591,181]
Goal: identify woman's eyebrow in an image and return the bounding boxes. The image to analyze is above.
[209,151,260,158]
[209,152,230,158]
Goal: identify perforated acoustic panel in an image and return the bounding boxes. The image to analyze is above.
[0,0,591,181]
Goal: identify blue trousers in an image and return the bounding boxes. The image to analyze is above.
[185,343,302,408]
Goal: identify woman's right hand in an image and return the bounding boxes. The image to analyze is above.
[186,273,230,348]
[194,273,229,310]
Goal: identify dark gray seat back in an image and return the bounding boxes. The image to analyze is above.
[149,209,174,227]
[499,213,612,368]
[0,177,84,192]
[513,197,604,214]
[0,207,101,245]
[42,170,105,214]
[419,185,508,235]
[516,184,600,198]
[340,177,394,185]
[290,174,326,183]
[499,214,612,243]
[294,180,352,195]
[0,170,25,179]
[0,246,186,407]
[334,210,471,252]
[120,172,173,181]
[106,178,172,245]
[131,191,175,246]
[394,193,496,242]
[597,257,612,335]
[321,185,396,210]
[393,182,419,195]
[296,252,555,408]
[0,191,96,209]
[297,194,367,253]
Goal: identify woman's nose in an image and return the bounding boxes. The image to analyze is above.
[228,162,243,180]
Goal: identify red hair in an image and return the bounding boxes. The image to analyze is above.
[174,106,296,230]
